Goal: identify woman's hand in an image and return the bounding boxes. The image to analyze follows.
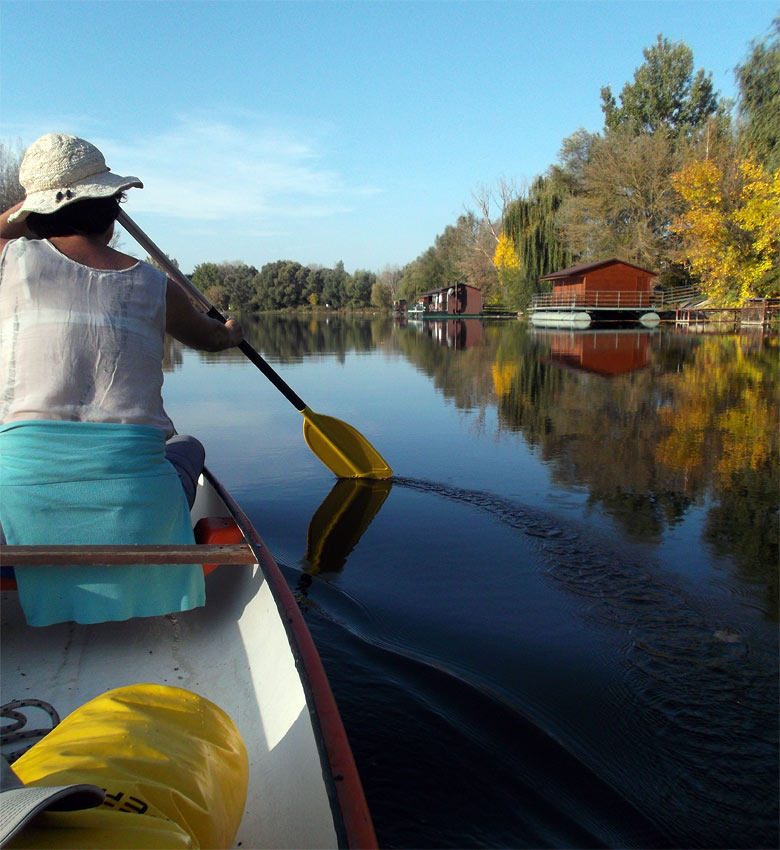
[223,318,244,347]
[166,281,245,352]
[0,201,34,250]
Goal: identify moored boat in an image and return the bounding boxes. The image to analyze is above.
[0,468,376,849]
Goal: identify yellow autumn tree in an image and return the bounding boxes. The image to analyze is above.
[671,156,780,305]
[493,232,522,271]
[493,232,527,310]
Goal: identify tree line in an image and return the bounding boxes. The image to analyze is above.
[189,259,401,313]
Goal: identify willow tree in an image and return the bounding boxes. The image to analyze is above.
[501,175,573,310]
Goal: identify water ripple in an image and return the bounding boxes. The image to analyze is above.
[390,477,779,848]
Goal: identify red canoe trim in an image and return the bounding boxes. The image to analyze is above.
[203,469,377,850]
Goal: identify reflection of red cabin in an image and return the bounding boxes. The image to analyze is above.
[426,319,482,349]
[419,283,482,315]
[540,259,657,307]
[547,331,650,375]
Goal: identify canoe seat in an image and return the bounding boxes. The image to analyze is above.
[0,519,249,591]
[194,517,244,576]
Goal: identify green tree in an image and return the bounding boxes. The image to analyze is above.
[558,127,688,282]
[191,262,232,309]
[254,260,295,310]
[322,262,349,308]
[601,34,719,137]
[219,261,258,310]
[735,17,780,172]
[304,266,327,306]
[370,279,393,309]
[399,246,448,302]
[346,270,375,307]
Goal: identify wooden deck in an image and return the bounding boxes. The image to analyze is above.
[532,289,778,328]
[672,300,779,328]
[531,284,700,311]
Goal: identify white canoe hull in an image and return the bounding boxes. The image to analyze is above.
[1,469,374,849]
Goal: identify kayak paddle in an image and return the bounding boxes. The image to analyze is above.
[117,210,393,480]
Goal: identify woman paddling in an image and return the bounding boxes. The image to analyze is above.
[0,132,243,627]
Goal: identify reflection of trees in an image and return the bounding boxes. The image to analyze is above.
[162,335,185,372]
[397,322,498,412]
[172,315,777,613]
[494,328,695,539]
[234,313,394,364]
[656,335,779,613]
[400,321,777,612]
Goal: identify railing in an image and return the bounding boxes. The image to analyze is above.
[532,284,701,310]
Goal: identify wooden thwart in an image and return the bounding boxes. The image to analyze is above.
[0,543,257,567]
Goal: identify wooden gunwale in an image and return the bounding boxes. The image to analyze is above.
[0,543,255,566]
[198,468,378,850]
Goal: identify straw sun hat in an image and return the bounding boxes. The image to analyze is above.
[8,133,143,224]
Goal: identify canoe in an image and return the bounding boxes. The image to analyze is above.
[0,467,376,849]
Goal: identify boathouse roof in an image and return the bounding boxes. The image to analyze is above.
[539,259,657,281]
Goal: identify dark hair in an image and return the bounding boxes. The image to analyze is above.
[26,193,125,238]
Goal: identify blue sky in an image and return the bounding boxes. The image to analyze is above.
[1,0,775,273]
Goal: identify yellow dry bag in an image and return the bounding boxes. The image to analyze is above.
[7,684,248,849]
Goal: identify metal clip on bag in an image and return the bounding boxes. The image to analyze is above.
[6,684,248,849]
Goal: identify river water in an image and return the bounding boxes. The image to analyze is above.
[162,316,778,849]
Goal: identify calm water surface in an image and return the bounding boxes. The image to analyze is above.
[163,317,778,849]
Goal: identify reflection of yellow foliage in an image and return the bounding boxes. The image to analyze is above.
[657,401,708,471]
[717,388,772,484]
[492,361,518,397]
[672,156,780,304]
[493,233,522,270]
[656,337,778,488]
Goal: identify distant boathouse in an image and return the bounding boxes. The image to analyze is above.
[531,259,660,327]
[410,283,483,317]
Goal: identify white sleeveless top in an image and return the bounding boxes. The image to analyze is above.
[0,238,174,436]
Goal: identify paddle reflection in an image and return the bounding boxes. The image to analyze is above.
[302,479,392,575]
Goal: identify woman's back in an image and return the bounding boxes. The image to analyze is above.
[0,238,173,435]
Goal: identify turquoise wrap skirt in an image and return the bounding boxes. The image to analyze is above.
[0,420,205,627]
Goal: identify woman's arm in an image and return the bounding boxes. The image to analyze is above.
[165,280,244,352]
[0,202,34,253]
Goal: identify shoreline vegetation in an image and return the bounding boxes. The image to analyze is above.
[1,23,777,316]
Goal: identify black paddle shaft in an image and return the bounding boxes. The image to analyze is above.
[206,307,307,411]
[117,211,306,412]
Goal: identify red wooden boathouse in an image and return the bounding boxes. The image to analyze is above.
[416,283,483,316]
[538,259,657,308]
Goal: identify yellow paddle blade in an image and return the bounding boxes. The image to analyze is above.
[304,478,393,573]
[301,407,393,479]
